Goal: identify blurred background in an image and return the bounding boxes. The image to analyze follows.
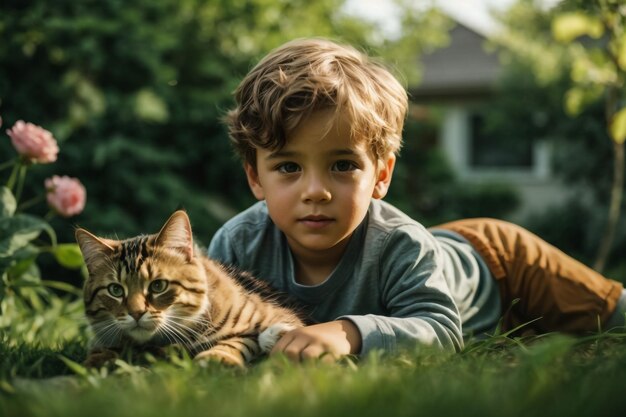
[2,0,626,284]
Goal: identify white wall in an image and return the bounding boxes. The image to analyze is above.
[440,107,569,222]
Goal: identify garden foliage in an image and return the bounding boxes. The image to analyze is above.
[0,0,453,248]
[1,118,85,341]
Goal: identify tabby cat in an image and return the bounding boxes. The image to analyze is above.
[76,210,304,367]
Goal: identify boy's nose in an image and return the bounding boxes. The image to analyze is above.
[301,174,331,203]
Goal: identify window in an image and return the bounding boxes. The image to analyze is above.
[441,107,550,181]
[469,113,533,168]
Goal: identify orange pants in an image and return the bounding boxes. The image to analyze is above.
[436,218,623,335]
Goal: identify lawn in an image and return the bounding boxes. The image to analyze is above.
[1,294,626,417]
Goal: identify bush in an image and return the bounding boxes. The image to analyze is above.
[0,118,85,339]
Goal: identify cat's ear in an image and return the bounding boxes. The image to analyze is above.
[155,210,194,262]
[75,228,116,275]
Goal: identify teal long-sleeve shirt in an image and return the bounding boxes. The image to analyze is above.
[207,199,489,355]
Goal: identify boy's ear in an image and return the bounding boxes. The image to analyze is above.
[372,153,396,199]
[244,163,265,200]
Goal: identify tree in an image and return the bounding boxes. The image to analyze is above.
[491,0,626,271]
[0,0,452,253]
[551,0,626,272]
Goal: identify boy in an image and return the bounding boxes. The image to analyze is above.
[208,38,626,362]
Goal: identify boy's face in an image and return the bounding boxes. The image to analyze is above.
[245,109,395,260]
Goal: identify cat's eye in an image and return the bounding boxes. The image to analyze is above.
[107,283,125,298]
[149,279,169,294]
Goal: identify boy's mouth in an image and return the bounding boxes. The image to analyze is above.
[299,215,334,229]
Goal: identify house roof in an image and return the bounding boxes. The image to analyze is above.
[410,22,501,102]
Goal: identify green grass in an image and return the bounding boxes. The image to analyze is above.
[1,296,626,417]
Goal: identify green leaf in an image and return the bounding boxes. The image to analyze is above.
[571,52,617,85]
[0,214,57,257]
[0,380,15,395]
[564,87,585,116]
[7,263,39,286]
[58,355,89,377]
[41,280,82,296]
[552,12,604,43]
[564,86,603,116]
[52,243,85,269]
[0,187,17,218]
[134,89,169,123]
[609,108,626,144]
[4,244,39,278]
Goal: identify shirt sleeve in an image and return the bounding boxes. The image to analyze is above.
[339,225,463,354]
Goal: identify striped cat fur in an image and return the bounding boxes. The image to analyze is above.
[75,210,305,367]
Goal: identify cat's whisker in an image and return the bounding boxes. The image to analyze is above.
[93,326,120,347]
[165,320,203,346]
[154,326,180,348]
[165,313,213,330]
[92,319,125,347]
[165,316,213,341]
[158,322,196,352]
[165,321,220,350]
[91,319,116,339]
[92,319,118,336]
[155,326,177,347]
[163,313,215,335]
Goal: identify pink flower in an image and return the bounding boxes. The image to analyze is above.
[6,120,59,164]
[45,175,86,217]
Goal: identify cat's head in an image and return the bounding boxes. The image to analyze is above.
[76,211,210,348]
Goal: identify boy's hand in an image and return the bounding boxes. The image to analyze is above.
[270,320,362,362]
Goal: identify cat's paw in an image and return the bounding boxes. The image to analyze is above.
[194,348,245,368]
[83,348,119,368]
[258,323,298,353]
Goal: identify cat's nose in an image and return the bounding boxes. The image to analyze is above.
[130,311,145,321]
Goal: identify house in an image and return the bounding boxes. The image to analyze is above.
[409,22,569,222]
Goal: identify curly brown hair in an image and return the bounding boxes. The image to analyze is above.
[224,38,408,168]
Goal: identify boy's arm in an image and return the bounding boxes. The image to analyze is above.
[273,226,463,360]
[340,227,463,355]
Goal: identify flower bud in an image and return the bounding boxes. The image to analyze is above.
[7,120,59,164]
[45,175,86,217]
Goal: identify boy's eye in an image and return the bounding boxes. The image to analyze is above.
[332,160,357,172]
[149,279,169,294]
[277,162,300,174]
[107,283,125,298]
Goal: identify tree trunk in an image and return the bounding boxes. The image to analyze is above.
[593,140,625,273]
